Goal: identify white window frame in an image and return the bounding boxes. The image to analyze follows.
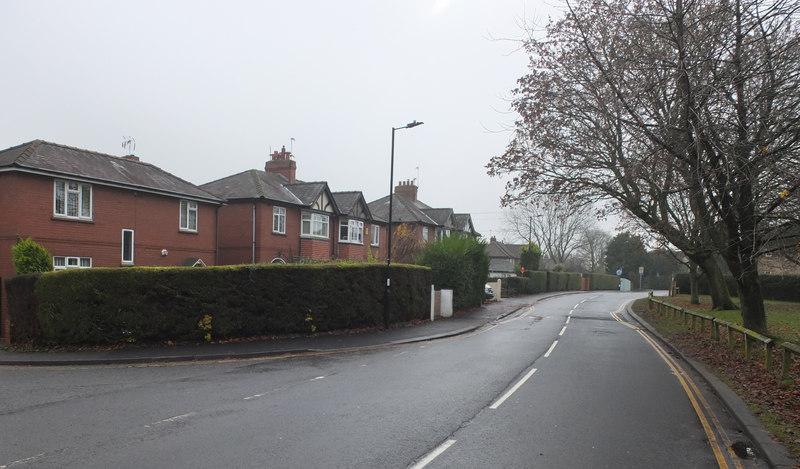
[53,256,93,270]
[339,219,364,244]
[273,206,286,234]
[179,200,198,232]
[371,224,380,246]
[122,229,135,264]
[422,226,429,242]
[54,179,92,220]
[301,211,329,238]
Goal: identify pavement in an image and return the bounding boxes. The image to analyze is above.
[1,291,795,467]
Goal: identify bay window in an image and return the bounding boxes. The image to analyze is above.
[301,211,329,238]
[339,219,364,244]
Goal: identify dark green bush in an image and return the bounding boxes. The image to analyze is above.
[5,273,43,342]
[25,263,431,345]
[520,243,542,272]
[416,235,489,310]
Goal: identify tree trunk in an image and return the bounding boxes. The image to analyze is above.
[724,245,768,333]
[695,255,738,310]
[735,272,767,333]
[688,261,700,305]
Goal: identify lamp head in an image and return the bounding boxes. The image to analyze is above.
[406,120,424,128]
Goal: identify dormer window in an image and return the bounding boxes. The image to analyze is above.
[54,179,92,220]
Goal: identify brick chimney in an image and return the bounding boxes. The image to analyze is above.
[394,179,418,202]
[265,145,296,183]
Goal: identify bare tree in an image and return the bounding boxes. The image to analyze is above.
[488,0,800,331]
[576,228,611,272]
[503,196,593,266]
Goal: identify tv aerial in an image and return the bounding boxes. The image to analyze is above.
[122,136,136,154]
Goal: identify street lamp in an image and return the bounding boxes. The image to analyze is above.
[385,120,424,329]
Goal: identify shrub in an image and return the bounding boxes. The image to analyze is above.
[520,243,542,273]
[416,235,489,310]
[11,237,53,275]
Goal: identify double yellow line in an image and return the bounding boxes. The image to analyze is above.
[612,304,743,469]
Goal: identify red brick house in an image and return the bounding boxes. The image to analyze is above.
[0,140,224,343]
[368,180,478,248]
[201,147,387,263]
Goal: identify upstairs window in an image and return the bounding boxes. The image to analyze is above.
[273,206,286,234]
[54,180,92,220]
[301,212,329,238]
[180,200,198,231]
[371,225,380,246]
[339,219,364,244]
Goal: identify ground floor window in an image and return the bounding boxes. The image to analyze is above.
[53,256,92,270]
[302,212,329,238]
[371,224,380,246]
[339,219,364,244]
[122,229,135,264]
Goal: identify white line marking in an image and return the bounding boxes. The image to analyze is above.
[565,316,571,324]
[490,368,538,409]
[146,412,196,427]
[311,376,325,381]
[568,309,575,315]
[409,439,457,469]
[244,392,267,400]
[0,452,46,468]
[574,303,580,309]
[559,326,567,336]
[544,340,558,358]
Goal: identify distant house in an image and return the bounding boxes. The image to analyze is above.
[0,140,223,343]
[200,146,385,263]
[486,238,526,278]
[367,180,477,249]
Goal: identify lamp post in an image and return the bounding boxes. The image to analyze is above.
[385,120,424,329]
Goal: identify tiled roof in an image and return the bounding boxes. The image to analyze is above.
[200,170,302,204]
[332,191,372,219]
[284,182,329,206]
[421,208,455,227]
[368,194,438,225]
[454,214,475,233]
[0,140,222,203]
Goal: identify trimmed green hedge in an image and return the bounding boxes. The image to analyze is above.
[674,272,800,302]
[588,273,619,291]
[547,272,581,291]
[7,263,431,345]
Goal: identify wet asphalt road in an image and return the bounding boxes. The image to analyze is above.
[0,291,764,468]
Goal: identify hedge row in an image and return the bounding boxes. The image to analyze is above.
[494,271,605,297]
[674,272,800,302]
[588,273,620,291]
[6,263,432,345]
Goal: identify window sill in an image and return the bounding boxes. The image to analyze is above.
[179,228,198,234]
[300,235,329,240]
[338,240,365,246]
[272,231,287,236]
[52,216,94,224]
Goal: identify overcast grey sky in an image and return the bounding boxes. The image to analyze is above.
[1,0,564,241]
